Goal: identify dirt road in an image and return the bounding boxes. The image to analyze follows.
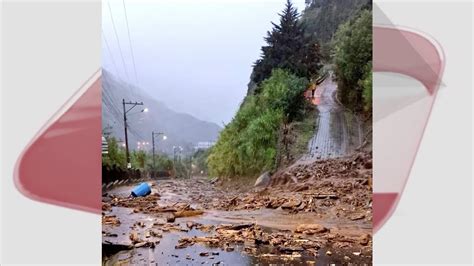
[302,76,363,162]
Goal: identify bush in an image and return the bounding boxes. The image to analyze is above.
[332,9,372,113]
[208,69,308,178]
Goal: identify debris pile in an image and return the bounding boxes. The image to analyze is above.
[102,152,372,264]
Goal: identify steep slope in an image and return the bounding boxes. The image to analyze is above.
[301,0,371,43]
[102,69,221,154]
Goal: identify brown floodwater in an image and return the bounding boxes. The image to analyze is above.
[103,182,372,265]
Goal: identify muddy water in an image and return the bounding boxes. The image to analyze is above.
[303,77,363,162]
[104,207,366,265]
[103,181,371,265]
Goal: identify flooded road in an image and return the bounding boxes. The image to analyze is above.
[103,165,372,265]
[102,79,372,264]
[302,77,363,162]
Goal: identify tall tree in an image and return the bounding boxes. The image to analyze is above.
[333,9,372,113]
[251,0,320,89]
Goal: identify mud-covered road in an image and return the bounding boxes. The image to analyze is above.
[102,152,372,265]
[302,77,363,162]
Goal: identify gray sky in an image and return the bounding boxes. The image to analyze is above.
[103,0,306,125]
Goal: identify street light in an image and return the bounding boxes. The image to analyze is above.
[152,131,166,177]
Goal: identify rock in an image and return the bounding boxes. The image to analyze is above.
[166,216,176,223]
[217,223,254,231]
[254,172,271,187]
[197,224,214,232]
[102,215,121,226]
[174,209,204,218]
[344,256,351,261]
[129,231,140,244]
[134,242,148,248]
[349,213,365,221]
[325,250,332,256]
[359,234,371,245]
[278,246,304,254]
[295,224,328,234]
[281,198,302,209]
[186,221,196,229]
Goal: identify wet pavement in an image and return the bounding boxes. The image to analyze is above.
[103,152,372,265]
[302,77,363,162]
[102,76,372,265]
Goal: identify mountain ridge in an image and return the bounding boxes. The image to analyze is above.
[102,69,221,154]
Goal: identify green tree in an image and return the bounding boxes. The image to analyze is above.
[102,136,126,168]
[332,9,372,113]
[360,61,372,114]
[131,150,147,170]
[251,0,321,87]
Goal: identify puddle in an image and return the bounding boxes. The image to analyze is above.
[103,178,372,265]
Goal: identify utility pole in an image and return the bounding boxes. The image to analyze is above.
[152,131,165,177]
[122,99,144,169]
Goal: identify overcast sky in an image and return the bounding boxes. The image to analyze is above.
[102,0,306,125]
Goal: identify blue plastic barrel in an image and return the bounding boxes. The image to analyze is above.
[131,182,151,197]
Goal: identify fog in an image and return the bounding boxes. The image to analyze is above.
[102,0,306,125]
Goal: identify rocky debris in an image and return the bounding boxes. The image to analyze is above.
[349,213,366,221]
[166,216,175,223]
[271,152,372,186]
[102,202,112,212]
[216,223,254,231]
[129,231,140,244]
[102,215,121,226]
[254,171,271,187]
[358,234,371,246]
[102,153,372,263]
[174,209,204,218]
[102,231,118,237]
[295,224,328,234]
[173,223,334,259]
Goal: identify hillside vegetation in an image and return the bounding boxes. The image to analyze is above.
[333,10,372,114]
[208,0,372,179]
[208,70,308,177]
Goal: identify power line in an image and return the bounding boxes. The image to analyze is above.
[102,29,121,77]
[107,0,131,85]
[121,0,139,86]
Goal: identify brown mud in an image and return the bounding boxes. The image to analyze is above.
[102,152,372,265]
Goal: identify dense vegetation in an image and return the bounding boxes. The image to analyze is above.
[301,0,371,44]
[332,9,372,114]
[102,136,174,173]
[208,0,372,178]
[208,70,308,177]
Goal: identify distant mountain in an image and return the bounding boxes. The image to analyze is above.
[102,69,221,154]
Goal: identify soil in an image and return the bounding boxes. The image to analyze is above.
[102,152,372,265]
